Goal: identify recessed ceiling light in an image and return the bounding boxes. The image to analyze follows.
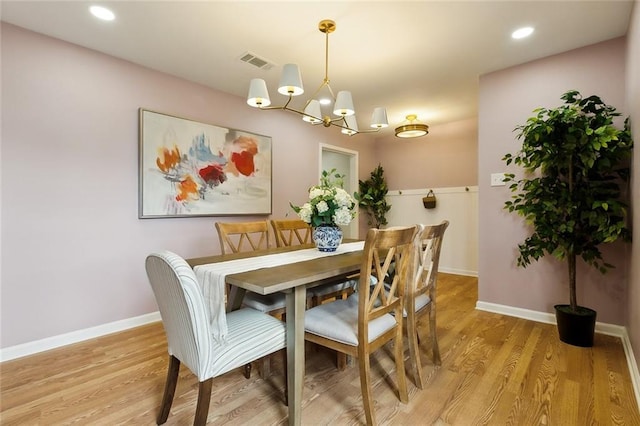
[512,26,534,39]
[319,98,331,105]
[90,5,115,21]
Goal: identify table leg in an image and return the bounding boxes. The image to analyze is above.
[286,286,305,426]
[226,286,245,312]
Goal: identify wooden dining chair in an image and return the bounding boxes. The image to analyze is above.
[405,220,449,389]
[145,251,286,426]
[304,226,417,426]
[215,220,270,254]
[270,218,355,306]
[271,218,312,247]
[215,220,286,317]
[215,220,286,378]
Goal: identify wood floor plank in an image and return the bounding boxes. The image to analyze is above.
[467,318,528,425]
[554,377,580,425]
[1,273,639,425]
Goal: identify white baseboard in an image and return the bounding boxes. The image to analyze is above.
[440,267,478,277]
[0,311,161,362]
[476,301,640,410]
[621,328,640,410]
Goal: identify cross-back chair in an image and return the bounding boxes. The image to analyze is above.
[215,220,287,378]
[270,218,355,306]
[215,220,270,254]
[145,251,286,426]
[215,220,285,317]
[405,220,449,389]
[270,218,312,247]
[304,226,417,426]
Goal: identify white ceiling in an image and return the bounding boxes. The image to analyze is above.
[1,1,634,136]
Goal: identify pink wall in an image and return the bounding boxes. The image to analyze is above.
[478,37,630,325]
[626,0,640,370]
[374,117,478,190]
[3,18,637,357]
[0,24,382,348]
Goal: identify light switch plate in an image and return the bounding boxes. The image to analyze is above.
[491,173,506,186]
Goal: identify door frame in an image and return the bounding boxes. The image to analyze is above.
[319,144,359,239]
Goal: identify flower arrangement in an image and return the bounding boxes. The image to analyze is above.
[290,169,356,227]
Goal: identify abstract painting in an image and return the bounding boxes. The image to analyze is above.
[139,109,272,218]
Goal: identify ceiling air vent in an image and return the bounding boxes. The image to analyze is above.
[239,52,275,70]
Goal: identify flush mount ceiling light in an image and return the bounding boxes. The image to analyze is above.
[89,5,115,21]
[246,19,389,136]
[395,114,429,138]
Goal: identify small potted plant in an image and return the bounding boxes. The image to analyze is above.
[354,164,391,228]
[503,90,633,347]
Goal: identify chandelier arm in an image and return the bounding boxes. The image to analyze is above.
[351,128,383,134]
[303,79,333,110]
[254,95,296,111]
[256,104,382,135]
[327,116,350,124]
[256,101,326,124]
[329,119,381,135]
[277,105,315,120]
[325,84,336,100]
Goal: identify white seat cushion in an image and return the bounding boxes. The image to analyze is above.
[404,294,432,317]
[207,308,285,377]
[414,294,432,312]
[242,292,287,312]
[310,279,356,297]
[304,297,397,346]
[346,274,385,310]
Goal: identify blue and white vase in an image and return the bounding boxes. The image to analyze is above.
[312,225,343,252]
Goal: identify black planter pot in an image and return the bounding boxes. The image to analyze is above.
[554,304,597,347]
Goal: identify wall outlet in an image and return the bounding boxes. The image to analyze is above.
[490,173,506,187]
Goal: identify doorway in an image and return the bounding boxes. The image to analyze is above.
[320,144,358,239]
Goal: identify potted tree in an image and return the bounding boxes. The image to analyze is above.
[354,164,391,228]
[503,90,633,347]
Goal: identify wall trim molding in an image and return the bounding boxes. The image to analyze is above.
[387,185,478,197]
[476,301,640,409]
[0,311,161,362]
[440,267,478,277]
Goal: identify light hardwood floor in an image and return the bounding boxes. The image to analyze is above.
[1,274,639,425]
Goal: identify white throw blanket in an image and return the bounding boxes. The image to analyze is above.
[194,241,365,343]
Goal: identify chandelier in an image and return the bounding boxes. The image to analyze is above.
[246,19,389,136]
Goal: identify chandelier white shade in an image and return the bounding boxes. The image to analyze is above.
[247,78,271,107]
[303,100,322,123]
[341,115,359,135]
[246,19,388,136]
[333,91,355,116]
[371,107,389,129]
[277,64,304,96]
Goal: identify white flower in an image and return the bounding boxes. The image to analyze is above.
[333,207,354,226]
[290,169,356,227]
[334,188,354,207]
[309,187,324,200]
[316,200,329,213]
[298,203,313,223]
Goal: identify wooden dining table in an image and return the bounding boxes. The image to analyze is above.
[187,241,364,426]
